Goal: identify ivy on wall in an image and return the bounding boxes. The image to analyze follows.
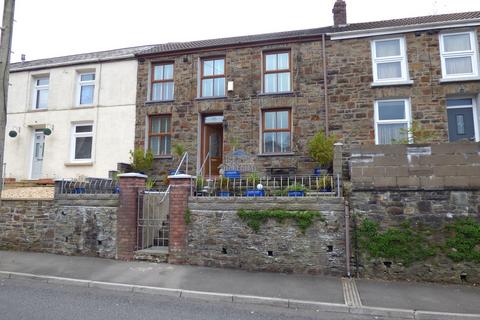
[237,209,324,233]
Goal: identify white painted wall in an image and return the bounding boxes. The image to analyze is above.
[3,59,138,180]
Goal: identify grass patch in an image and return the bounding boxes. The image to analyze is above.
[445,218,480,263]
[237,209,324,233]
[357,219,435,266]
[184,208,191,225]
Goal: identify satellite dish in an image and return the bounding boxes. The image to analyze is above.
[43,128,52,135]
[8,130,17,138]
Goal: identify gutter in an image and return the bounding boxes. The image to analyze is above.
[328,18,480,40]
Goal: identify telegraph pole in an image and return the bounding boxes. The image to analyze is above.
[0,0,15,195]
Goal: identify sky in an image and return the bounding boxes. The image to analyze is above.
[2,0,480,63]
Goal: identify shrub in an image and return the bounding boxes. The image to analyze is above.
[129,148,154,173]
[307,131,337,168]
[445,218,480,263]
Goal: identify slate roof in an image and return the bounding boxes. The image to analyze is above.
[10,45,154,72]
[139,11,480,56]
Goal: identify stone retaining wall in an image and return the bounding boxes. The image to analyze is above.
[186,197,346,275]
[0,194,118,258]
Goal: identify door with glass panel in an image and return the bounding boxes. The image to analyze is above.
[201,115,224,177]
[447,98,476,142]
[31,130,45,179]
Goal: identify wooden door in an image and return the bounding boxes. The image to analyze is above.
[203,124,223,176]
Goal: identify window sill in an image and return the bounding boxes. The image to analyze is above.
[195,96,227,101]
[153,155,173,159]
[371,80,414,87]
[73,105,96,109]
[257,152,295,157]
[257,91,294,97]
[145,99,175,105]
[64,161,94,167]
[28,108,48,113]
[439,76,480,83]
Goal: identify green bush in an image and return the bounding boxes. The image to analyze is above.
[129,148,154,173]
[307,131,337,168]
[237,209,324,233]
[357,219,435,266]
[445,218,480,263]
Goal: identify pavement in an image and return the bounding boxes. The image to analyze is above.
[0,250,479,319]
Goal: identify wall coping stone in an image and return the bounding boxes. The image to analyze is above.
[118,173,148,179]
[168,174,194,179]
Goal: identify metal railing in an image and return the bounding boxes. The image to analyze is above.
[193,174,341,198]
[174,152,189,175]
[197,151,211,179]
[56,178,119,195]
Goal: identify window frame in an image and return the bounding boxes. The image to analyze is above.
[150,62,175,101]
[371,37,409,84]
[261,108,292,154]
[439,31,479,80]
[374,99,412,145]
[32,76,49,110]
[148,114,172,157]
[200,57,226,98]
[76,71,96,106]
[262,50,292,94]
[70,123,94,162]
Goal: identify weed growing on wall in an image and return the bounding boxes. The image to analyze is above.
[237,209,324,233]
[445,218,480,263]
[357,219,436,266]
[184,208,191,225]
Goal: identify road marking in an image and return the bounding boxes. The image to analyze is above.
[342,277,362,307]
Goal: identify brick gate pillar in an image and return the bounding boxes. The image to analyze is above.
[116,173,147,260]
[167,174,193,264]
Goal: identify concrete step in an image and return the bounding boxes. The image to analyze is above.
[134,247,169,263]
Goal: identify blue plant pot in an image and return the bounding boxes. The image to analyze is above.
[218,191,231,197]
[320,187,332,192]
[287,190,305,197]
[245,190,265,197]
[113,186,120,194]
[224,170,241,179]
[73,187,86,194]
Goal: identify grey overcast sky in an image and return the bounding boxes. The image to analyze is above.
[3,0,480,62]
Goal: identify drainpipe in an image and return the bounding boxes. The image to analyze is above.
[345,200,351,277]
[322,34,329,136]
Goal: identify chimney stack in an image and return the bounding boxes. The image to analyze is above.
[332,0,347,27]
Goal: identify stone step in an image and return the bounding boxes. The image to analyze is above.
[134,247,169,263]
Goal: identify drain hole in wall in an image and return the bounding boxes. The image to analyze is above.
[65,237,69,242]
[267,250,273,257]
[98,240,102,245]
[327,245,333,252]
[222,247,227,254]
[460,273,467,282]
[383,261,392,268]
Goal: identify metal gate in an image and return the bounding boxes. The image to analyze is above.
[137,189,170,251]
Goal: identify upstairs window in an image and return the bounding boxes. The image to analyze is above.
[148,115,171,156]
[263,52,291,93]
[200,58,225,97]
[262,109,291,153]
[33,77,49,109]
[440,31,479,79]
[78,72,95,105]
[371,37,409,83]
[151,63,174,101]
[374,99,411,144]
[71,123,94,161]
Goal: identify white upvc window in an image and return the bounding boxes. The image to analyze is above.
[71,123,94,162]
[371,37,409,84]
[374,99,411,145]
[439,31,479,79]
[33,76,49,109]
[77,72,96,106]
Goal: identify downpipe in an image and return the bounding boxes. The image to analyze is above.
[345,200,351,278]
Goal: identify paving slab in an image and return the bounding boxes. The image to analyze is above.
[0,250,344,304]
[356,278,480,314]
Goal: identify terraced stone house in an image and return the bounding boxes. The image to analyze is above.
[134,1,480,178]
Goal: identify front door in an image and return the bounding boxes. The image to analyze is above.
[447,106,476,142]
[31,130,45,179]
[202,116,223,176]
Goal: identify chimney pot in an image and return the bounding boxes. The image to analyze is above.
[21,54,26,62]
[332,0,347,27]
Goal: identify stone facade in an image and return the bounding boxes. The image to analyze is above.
[135,40,328,178]
[0,195,118,258]
[185,197,346,275]
[327,27,480,145]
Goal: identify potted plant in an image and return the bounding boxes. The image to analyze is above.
[308,131,337,176]
[169,143,186,175]
[129,148,154,174]
[286,184,307,197]
[245,172,264,197]
[317,175,332,192]
[217,176,231,197]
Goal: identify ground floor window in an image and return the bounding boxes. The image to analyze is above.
[374,99,411,144]
[149,115,171,156]
[71,123,93,161]
[446,98,478,142]
[262,109,291,153]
